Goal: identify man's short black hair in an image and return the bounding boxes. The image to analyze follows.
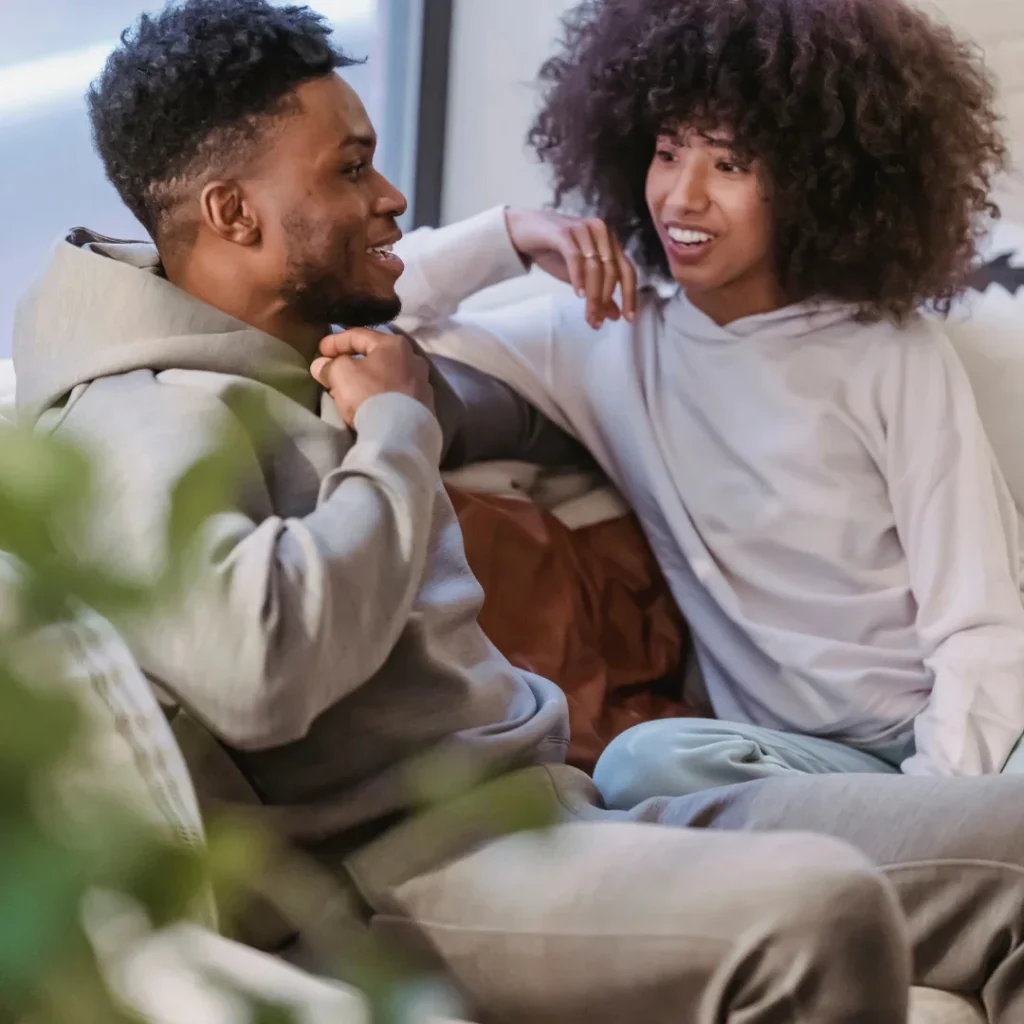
[87,0,358,245]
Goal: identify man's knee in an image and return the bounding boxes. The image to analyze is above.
[756,834,910,1007]
[770,834,905,940]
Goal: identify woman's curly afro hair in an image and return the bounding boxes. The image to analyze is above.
[530,0,1007,320]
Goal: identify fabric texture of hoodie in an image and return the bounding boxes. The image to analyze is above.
[12,208,569,846]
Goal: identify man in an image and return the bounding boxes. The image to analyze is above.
[12,2,1024,1021]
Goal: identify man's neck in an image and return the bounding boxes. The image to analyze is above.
[166,258,325,363]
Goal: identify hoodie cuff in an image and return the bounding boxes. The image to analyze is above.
[352,392,443,466]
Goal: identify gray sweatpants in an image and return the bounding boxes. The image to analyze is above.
[343,766,1024,1024]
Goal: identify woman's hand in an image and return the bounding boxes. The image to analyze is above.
[504,208,637,328]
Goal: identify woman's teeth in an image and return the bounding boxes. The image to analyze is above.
[667,227,713,246]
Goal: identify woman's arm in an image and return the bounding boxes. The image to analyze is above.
[394,207,636,334]
[392,207,638,462]
[885,325,1024,776]
[393,208,531,332]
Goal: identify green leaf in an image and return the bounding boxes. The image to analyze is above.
[0,825,91,994]
[250,1002,300,1024]
[0,667,82,773]
[0,431,92,566]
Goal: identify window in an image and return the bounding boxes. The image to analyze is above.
[0,0,431,355]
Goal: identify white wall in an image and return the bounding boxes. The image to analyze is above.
[924,0,1024,150]
[440,0,1024,225]
[441,0,575,224]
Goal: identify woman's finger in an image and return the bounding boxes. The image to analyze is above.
[570,222,606,327]
[563,242,587,300]
[610,233,638,323]
[587,219,622,317]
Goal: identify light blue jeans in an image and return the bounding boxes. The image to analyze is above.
[593,717,1024,809]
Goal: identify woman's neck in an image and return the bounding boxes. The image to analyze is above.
[684,269,789,327]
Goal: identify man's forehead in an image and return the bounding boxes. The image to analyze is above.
[290,73,375,146]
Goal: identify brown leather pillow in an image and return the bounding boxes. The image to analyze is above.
[449,487,696,774]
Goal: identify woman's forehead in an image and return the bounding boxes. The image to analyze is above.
[659,124,736,148]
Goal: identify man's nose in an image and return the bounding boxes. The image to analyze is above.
[372,173,408,219]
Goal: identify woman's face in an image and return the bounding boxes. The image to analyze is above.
[645,126,784,325]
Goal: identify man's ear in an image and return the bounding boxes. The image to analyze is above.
[199,180,261,246]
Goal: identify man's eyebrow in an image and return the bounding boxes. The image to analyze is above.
[338,132,376,149]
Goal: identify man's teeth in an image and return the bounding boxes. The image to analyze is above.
[368,245,394,257]
[667,227,713,245]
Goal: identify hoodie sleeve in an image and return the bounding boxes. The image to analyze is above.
[68,379,443,751]
[881,328,1024,776]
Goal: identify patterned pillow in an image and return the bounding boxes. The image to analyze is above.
[943,217,1024,514]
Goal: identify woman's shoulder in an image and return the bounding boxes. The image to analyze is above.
[547,280,667,345]
[853,307,952,347]
[853,311,978,416]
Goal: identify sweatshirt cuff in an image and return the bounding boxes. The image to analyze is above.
[353,392,443,465]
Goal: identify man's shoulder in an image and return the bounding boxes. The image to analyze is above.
[50,370,256,486]
[57,369,239,432]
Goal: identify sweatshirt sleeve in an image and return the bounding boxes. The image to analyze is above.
[393,206,529,332]
[883,328,1024,776]
[391,205,624,444]
[121,390,443,751]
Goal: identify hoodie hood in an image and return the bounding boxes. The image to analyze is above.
[663,288,860,345]
[13,229,318,424]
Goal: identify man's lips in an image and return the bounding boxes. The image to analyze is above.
[364,226,403,273]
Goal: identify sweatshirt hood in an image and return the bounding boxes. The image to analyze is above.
[13,229,318,424]
[664,289,860,344]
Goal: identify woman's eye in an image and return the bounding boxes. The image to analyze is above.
[655,148,676,163]
[717,160,747,174]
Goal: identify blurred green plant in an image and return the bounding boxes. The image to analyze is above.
[0,418,293,1024]
[0,414,557,1024]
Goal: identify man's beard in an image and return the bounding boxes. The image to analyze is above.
[282,266,402,328]
[280,216,401,328]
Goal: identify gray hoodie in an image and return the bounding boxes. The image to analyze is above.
[12,219,569,845]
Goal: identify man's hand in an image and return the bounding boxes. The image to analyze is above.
[504,208,637,329]
[311,329,435,428]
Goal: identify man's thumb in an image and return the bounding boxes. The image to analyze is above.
[310,356,333,388]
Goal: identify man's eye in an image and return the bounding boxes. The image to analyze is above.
[342,161,367,180]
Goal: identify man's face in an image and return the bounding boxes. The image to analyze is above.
[250,74,408,328]
[645,126,780,323]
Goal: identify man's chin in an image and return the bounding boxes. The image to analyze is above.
[330,294,403,329]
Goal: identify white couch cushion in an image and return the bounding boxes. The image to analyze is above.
[0,358,15,426]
